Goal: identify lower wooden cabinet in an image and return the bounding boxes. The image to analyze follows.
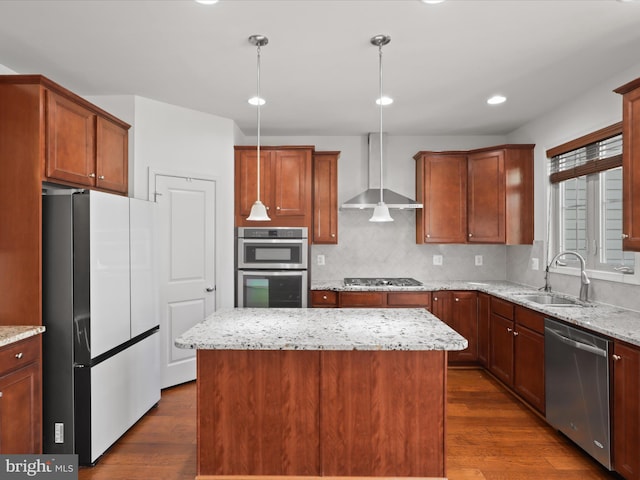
[612,341,640,480]
[310,291,431,309]
[477,292,490,367]
[489,311,515,385]
[432,291,478,364]
[310,290,338,307]
[513,306,545,414]
[0,335,42,454]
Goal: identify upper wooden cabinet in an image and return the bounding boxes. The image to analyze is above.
[235,146,313,229]
[414,144,534,244]
[615,77,640,251]
[312,151,339,244]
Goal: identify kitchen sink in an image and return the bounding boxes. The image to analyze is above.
[517,293,584,306]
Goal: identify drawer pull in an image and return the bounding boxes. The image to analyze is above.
[513,331,519,337]
[15,352,23,360]
[613,354,622,361]
[507,327,513,333]
[322,295,328,300]
[88,173,96,178]
[98,175,105,180]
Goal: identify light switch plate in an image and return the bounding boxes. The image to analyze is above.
[433,255,443,266]
[317,254,325,266]
[475,255,483,266]
[531,258,539,270]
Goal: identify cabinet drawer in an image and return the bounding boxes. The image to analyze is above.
[311,290,338,307]
[515,306,544,334]
[339,292,385,307]
[387,292,431,308]
[491,297,514,320]
[0,336,40,374]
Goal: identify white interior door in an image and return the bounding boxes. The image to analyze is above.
[155,175,216,388]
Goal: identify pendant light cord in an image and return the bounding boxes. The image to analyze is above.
[256,43,262,203]
[378,43,384,204]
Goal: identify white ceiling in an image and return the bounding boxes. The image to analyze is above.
[1,0,640,136]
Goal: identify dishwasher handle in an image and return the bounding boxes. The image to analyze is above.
[544,326,607,358]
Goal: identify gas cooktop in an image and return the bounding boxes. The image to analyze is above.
[343,277,423,287]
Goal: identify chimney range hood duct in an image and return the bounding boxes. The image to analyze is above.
[341,133,423,210]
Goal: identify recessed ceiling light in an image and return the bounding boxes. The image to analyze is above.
[421,0,446,4]
[487,95,507,105]
[376,96,394,106]
[195,0,219,4]
[248,96,266,106]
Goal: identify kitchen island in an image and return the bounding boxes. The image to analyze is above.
[175,307,467,480]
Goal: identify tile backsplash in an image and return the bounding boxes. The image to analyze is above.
[311,209,507,282]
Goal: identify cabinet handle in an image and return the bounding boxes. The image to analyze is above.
[468,233,473,238]
[276,206,281,210]
[427,234,431,238]
[621,234,629,239]
[15,352,23,359]
[613,354,622,361]
[434,297,438,301]
[0,392,3,398]
[455,298,459,302]
[331,233,336,238]
[513,331,519,337]
[98,175,105,180]
[507,327,513,333]
[88,173,96,178]
[322,295,328,300]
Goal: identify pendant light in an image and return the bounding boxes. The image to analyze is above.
[369,34,394,222]
[246,34,271,221]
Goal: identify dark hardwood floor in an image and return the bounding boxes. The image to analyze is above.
[79,368,618,480]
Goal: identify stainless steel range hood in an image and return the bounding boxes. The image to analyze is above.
[341,133,423,210]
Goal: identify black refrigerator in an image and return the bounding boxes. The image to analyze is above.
[42,188,160,465]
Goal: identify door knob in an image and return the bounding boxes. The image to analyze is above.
[206,286,215,292]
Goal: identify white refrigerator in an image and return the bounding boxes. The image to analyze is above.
[42,189,160,465]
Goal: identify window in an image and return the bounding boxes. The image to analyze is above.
[548,124,636,279]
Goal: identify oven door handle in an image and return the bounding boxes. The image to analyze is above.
[544,327,607,357]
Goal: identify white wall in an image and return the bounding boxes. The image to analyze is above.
[506,62,640,311]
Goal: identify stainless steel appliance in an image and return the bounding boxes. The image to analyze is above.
[344,277,423,287]
[544,318,612,470]
[42,189,160,465]
[236,227,308,307]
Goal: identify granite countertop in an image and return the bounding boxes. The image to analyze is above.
[0,325,46,348]
[175,307,468,352]
[313,279,640,347]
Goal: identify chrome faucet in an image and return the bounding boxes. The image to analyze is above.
[543,251,590,302]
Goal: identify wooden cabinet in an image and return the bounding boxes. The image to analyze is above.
[312,151,339,244]
[414,144,534,245]
[513,306,545,414]
[432,291,478,364]
[339,292,386,308]
[615,77,640,251]
[414,153,467,243]
[329,291,431,309]
[235,146,313,229]
[612,341,640,480]
[45,92,129,194]
[0,336,42,453]
[489,297,545,413]
[310,290,338,307]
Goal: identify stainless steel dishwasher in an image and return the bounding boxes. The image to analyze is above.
[544,318,612,470]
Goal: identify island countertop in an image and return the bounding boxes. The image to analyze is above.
[174,307,468,351]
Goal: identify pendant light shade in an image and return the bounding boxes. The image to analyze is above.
[369,34,393,223]
[246,34,271,222]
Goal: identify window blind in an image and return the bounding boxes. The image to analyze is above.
[547,123,622,184]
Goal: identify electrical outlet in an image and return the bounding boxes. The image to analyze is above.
[475,255,483,266]
[531,258,539,270]
[433,254,443,266]
[55,423,64,444]
[317,254,325,266]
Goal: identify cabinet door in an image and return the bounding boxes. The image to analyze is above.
[273,149,311,218]
[450,292,478,363]
[417,154,467,243]
[387,292,431,309]
[311,290,338,308]
[0,361,41,454]
[313,152,339,244]
[431,291,452,322]
[96,117,128,194]
[489,313,514,386]
[467,150,505,243]
[612,341,640,479]
[46,90,96,186]
[620,86,640,251]
[339,292,385,307]
[235,149,273,220]
[513,326,545,413]
[477,293,490,367]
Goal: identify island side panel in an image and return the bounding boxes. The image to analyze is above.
[320,350,447,477]
[197,350,321,476]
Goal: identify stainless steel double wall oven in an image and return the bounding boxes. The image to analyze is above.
[235,227,309,307]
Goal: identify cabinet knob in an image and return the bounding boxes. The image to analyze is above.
[507,327,513,333]
[434,297,438,301]
[468,233,473,237]
[427,234,431,238]
[331,233,336,238]
[88,173,96,178]
[513,331,519,337]
[322,295,328,300]
[98,175,105,180]
[276,206,281,210]
[455,298,459,302]
[613,354,622,361]
[622,234,629,239]
[15,352,23,359]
